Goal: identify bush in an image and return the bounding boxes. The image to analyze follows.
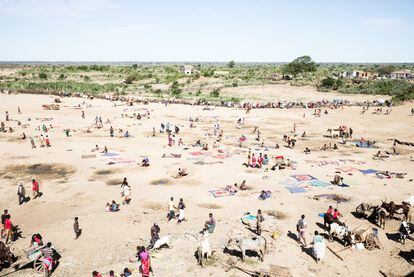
[38,72,48,79]
[210,88,220,98]
[170,81,182,95]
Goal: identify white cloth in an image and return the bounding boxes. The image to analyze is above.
[122,185,131,196]
[179,209,185,220]
[312,237,326,260]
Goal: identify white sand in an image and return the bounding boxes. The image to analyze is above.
[0,93,413,276]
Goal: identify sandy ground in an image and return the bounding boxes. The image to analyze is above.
[221,84,391,102]
[0,93,413,277]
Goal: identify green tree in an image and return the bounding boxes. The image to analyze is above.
[228,60,236,68]
[170,81,182,95]
[282,55,317,76]
[376,65,395,76]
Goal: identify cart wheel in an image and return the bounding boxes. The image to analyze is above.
[33,258,44,273]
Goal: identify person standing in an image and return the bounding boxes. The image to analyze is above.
[32,179,40,199]
[74,217,81,239]
[81,110,85,119]
[177,198,186,224]
[17,182,26,205]
[167,197,175,221]
[256,209,265,235]
[30,137,36,148]
[149,223,160,248]
[311,230,326,262]
[4,215,13,245]
[296,214,307,247]
[1,209,9,238]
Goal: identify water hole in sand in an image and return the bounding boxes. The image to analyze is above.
[0,163,76,181]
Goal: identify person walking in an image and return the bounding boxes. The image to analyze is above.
[74,217,81,239]
[177,198,186,224]
[17,182,26,205]
[167,197,175,221]
[1,209,10,238]
[296,214,308,247]
[32,179,40,199]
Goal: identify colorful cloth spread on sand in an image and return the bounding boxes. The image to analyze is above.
[283,175,330,193]
[107,157,136,165]
[291,174,316,182]
[335,166,359,173]
[305,159,366,167]
[359,169,378,175]
[102,152,119,157]
[209,189,235,198]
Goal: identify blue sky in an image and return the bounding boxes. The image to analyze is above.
[0,0,413,62]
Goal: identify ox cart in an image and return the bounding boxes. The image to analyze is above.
[0,244,56,276]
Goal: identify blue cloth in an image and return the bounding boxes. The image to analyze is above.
[285,186,307,193]
[102,152,119,157]
[359,169,377,175]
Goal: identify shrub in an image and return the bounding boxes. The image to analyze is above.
[38,72,48,80]
[210,88,220,98]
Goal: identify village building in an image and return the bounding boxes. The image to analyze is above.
[391,70,412,80]
[180,65,195,75]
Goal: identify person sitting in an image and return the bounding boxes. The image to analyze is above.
[258,190,271,200]
[92,145,100,152]
[178,138,184,146]
[262,154,269,165]
[202,143,209,150]
[177,168,188,177]
[21,132,26,140]
[41,242,55,276]
[31,233,43,247]
[120,268,132,277]
[195,140,202,147]
[225,183,238,193]
[331,174,343,186]
[304,147,311,154]
[333,143,338,150]
[110,201,120,212]
[239,180,247,190]
[204,213,216,233]
[124,130,130,138]
[321,144,328,151]
[141,157,150,167]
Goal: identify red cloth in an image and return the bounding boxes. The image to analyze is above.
[140,258,150,276]
[4,218,12,229]
[333,211,341,219]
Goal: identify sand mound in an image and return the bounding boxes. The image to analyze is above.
[0,163,76,180]
[94,169,119,176]
[264,210,288,220]
[150,178,170,185]
[197,203,223,209]
[105,178,123,186]
[143,202,164,210]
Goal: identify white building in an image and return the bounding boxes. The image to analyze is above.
[180,65,195,75]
